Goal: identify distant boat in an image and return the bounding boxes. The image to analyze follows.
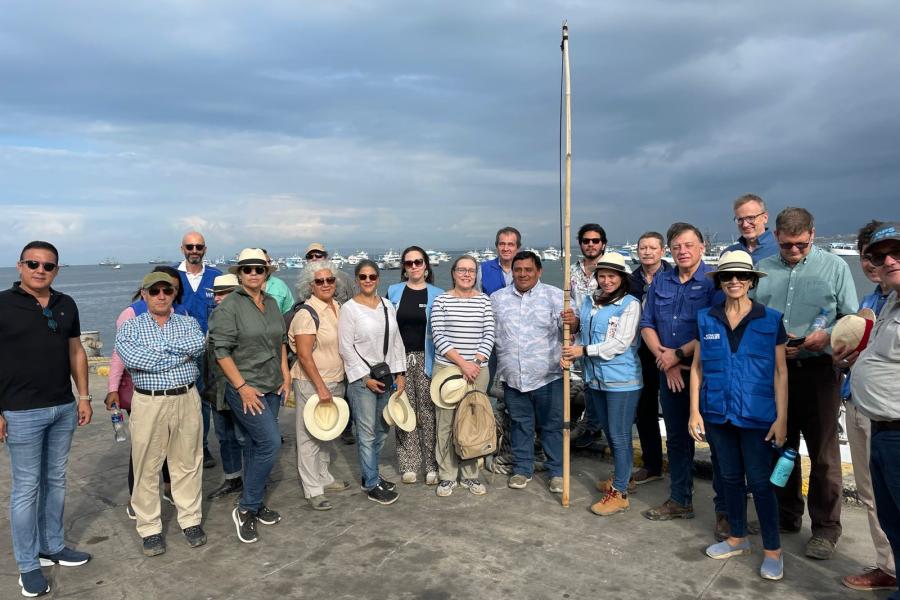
[480,248,497,261]
[828,242,859,257]
[99,257,120,267]
[379,249,401,270]
[347,251,369,265]
[542,246,561,261]
[331,252,347,267]
[148,257,170,265]
[426,249,442,266]
[112,264,122,270]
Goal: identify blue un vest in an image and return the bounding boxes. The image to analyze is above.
[176,267,221,333]
[697,306,781,428]
[578,295,642,391]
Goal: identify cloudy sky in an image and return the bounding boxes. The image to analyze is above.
[2,1,898,263]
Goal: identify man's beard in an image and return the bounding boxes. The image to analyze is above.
[186,254,203,264]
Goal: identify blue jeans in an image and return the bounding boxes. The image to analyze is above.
[347,379,390,490]
[658,369,725,510]
[504,379,563,478]
[213,407,247,478]
[704,421,781,550]
[224,385,282,512]
[4,402,77,573]
[586,387,641,492]
[871,428,900,600]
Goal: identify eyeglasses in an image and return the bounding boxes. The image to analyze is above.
[42,307,58,332]
[240,266,266,275]
[20,260,57,271]
[580,238,603,245]
[454,268,477,275]
[719,272,754,282]
[184,244,205,251]
[403,258,425,268]
[865,249,900,267]
[358,273,378,281]
[306,252,326,260]
[779,241,811,250]
[734,212,766,225]
[314,277,336,285]
[148,285,176,297]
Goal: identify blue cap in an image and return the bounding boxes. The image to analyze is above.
[866,222,900,253]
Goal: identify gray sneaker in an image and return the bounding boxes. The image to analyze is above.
[460,478,487,496]
[548,476,563,494]
[508,474,532,489]
[436,480,457,497]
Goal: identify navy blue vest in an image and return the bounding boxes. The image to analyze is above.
[480,258,508,297]
[176,266,221,333]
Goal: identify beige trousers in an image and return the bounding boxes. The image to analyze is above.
[433,363,488,482]
[130,387,203,537]
[293,379,345,499]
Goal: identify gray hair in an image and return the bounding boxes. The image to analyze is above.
[294,261,338,302]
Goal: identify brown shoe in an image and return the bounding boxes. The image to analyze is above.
[596,476,636,494]
[642,498,694,521]
[715,512,731,542]
[591,488,629,516]
[842,567,896,591]
[805,535,836,560]
[632,467,663,485]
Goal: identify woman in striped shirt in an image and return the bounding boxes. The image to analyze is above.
[430,255,495,497]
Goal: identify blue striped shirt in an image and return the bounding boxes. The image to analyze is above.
[115,312,205,391]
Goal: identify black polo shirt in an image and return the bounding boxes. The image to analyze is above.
[0,283,81,412]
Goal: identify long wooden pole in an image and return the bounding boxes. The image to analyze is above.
[561,21,573,508]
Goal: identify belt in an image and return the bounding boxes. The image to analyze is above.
[786,355,834,368]
[872,420,900,433]
[134,382,195,397]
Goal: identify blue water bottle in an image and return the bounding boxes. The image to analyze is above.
[770,447,798,487]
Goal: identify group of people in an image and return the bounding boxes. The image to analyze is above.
[2,195,899,598]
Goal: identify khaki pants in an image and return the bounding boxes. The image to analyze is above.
[846,401,896,575]
[130,387,203,537]
[433,363,488,482]
[293,379,345,499]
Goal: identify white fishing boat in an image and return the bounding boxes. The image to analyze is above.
[330,252,347,267]
[284,255,306,269]
[465,250,482,261]
[379,249,402,270]
[480,248,497,261]
[436,251,451,264]
[426,249,442,266]
[112,263,122,269]
[542,246,561,261]
[347,250,369,265]
[203,258,217,269]
[828,242,859,256]
[526,247,542,257]
[99,257,120,267]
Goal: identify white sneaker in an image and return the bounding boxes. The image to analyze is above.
[436,480,457,497]
[460,478,487,496]
[401,472,417,484]
[425,471,439,486]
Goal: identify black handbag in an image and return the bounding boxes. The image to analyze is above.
[355,300,393,390]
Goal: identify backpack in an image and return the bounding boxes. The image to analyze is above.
[285,302,320,369]
[453,388,497,460]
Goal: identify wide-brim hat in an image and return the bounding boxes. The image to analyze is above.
[593,252,629,274]
[305,242,327,258]
[706,250,767,279]
[430,366,468,410]
[228,248,277,275]
[831,314,875,354]
[302,395,350,441]
[206,273,240,293]
[387,390,416,432]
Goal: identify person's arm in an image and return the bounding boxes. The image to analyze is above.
[766,344,788,446]
[115,320,186,373]
[163,316,206,358]
[688,344,704,442]
[108,306,135,394]
[296,332,332,401]
[279,343,290,398]
[69,337,92,426]
[210,300,265,415]
[337,302,366,381]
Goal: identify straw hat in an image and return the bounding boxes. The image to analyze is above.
[302,395,350,441]
[831,314,875,354]
[430,366,468,410]
[706,250,767,279]
[386,390,416,432]
[206,273,240,293]
[593,252,629,274]
[228,248,277,275]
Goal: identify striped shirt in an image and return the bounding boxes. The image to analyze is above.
[431,293,495,365]
[115,312,205,391]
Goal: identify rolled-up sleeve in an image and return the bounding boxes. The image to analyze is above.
[587,300,641,360]
[209,302,238,360]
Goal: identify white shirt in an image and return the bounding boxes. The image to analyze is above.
[177,260,205,292]
[338,298,407,384]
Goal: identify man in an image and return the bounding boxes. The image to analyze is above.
[755,207,858,560]
[848,221,900,600]
[0,241,93,597]
[627,231,672,485]
[481,226,521,296]
[492,251,565,494]
[840,220,895,592]
[570,223,607,309]
[261,249,294,314]
[305,243,328,262]
[116,272,207,557]
[176,231,222,469]
[723,193,779,262]
[640,223,727,532]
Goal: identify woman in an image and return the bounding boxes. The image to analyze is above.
[289,261,350,511]
[338,260,407,506]
[688,250,787,580]
[561,252,642,516]
[209,248,290,544]
[387,246,444,485]
[429,255,494,497]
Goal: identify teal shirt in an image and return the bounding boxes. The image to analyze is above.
[265,275,295,314]
[753,245,858,357]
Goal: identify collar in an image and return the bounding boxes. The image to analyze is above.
[512,280,542,297]
[306,294,333,311]
[779,245,816,268]
[739,229,773,248]
[874,283,891,299]
[709,299,766,322]
[669,261,711,284]
[11,281,59,301]
[637,259,671,281]
[178,260,205,276]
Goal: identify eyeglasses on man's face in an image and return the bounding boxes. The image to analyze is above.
[734,212,766,225]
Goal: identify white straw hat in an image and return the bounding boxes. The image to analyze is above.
[386,390,416,432]
[302,395,350,441]
[430,366,468,410]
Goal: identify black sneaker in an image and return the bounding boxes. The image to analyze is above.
[232,507,258,544]
[203,448,217,469]
[367,483,399,505]
[142,534,166,557]
[183,525,207,548]
[207,477,243,501]
[256,504,282,525]
[360,477,396,492]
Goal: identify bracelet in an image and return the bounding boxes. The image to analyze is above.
[236,382,247,390]
[79,394,92,401]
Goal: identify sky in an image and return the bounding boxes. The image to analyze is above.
[2,1,899,264]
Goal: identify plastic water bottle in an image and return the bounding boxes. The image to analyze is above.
[111,406,127,442]
[770,447,798,487]
[809,308,829,333]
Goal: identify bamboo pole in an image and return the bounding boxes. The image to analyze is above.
[561,21,573,508]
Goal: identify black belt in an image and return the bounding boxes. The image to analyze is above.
[786,355,834,368]
[872,420,900,433]
[134,383,195,397]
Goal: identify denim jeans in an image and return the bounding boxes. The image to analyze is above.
[224,385,282,512]
[704,421,781,550]
[658,369,725,510]
[586,387,641,493]
[347,379,390,490]
[504,379,563,478]
[4,402,77,573]
[871,428,900,600]
[213,407,247,478]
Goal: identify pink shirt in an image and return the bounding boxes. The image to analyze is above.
[108,306,137,409]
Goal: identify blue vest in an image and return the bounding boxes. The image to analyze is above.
[578,295,642,391]
[176,266,221,333]
[697,306,781,428]
[480,258,508,297]
[131,299,188,318]
[387,283,444,377]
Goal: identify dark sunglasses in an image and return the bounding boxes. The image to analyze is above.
[865,249,900,267]
[779,241,810,250]
[21,260,57,271]
[358,273,378,281]
[580,238,603,245]
[306,252,326,260]
[314,276,337,285]
[718,272,754,282]
[42,307,58,333]
[184,244,205,251]
[403,258,425,268]
[240,266,267,275]
[148,285,176,297]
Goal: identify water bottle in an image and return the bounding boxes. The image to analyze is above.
[770,447,798,487]
[111,406,127,442]
[809,308,829,333]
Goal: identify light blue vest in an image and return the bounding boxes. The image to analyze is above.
[578,295,642,392]
[387,283,443,377]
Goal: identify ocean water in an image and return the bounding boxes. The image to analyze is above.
[0,254,873,357]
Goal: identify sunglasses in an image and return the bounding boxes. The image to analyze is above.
[865,249,900,267]
[42,307,58,333]
[358,273,379,281]
[307,252,326,260]
[580,238,603,245]
[21,260,57,271]
[403,258,425,268]
[718,272,754,282]
[240,266,267,275]
[779,241,811,250]
[148,285,176,297]
[314,276,337,286]
[184,244,205,251]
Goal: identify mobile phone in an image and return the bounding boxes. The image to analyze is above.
[786,336,806,347]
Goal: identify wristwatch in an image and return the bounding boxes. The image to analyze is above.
[674,348,685,360]
[474,358,487,367]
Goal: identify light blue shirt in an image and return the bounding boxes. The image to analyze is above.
[724,229,779,264]
[116,312,205,390]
